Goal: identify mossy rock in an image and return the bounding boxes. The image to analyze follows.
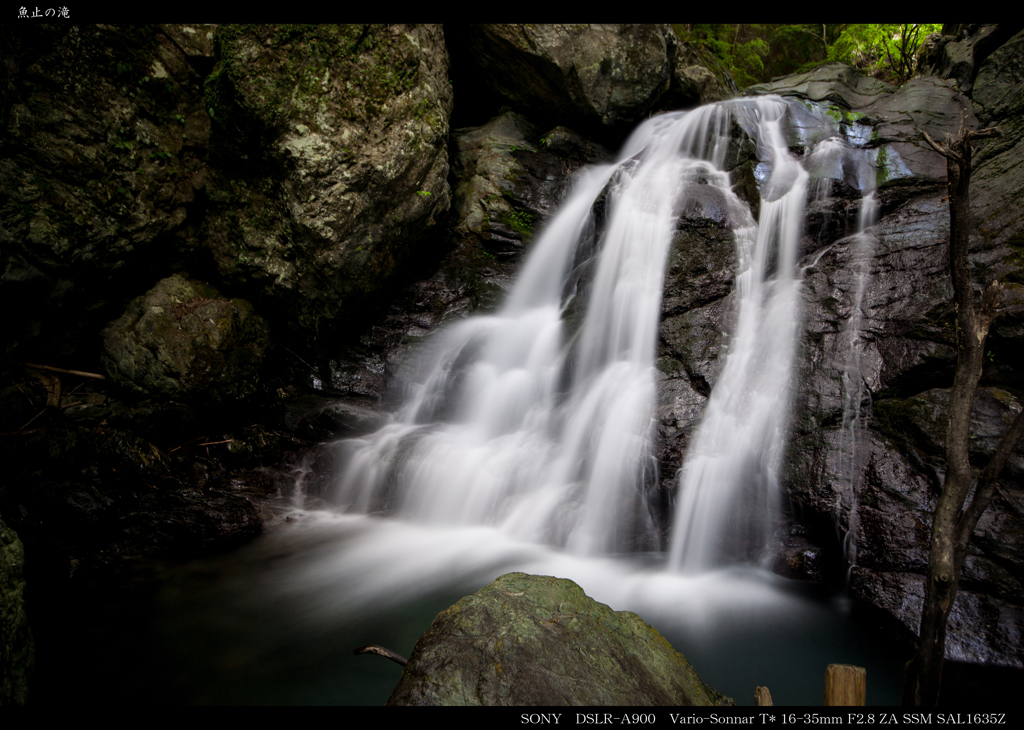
[387,572,733,706]
[201,24,453,347]
[101,274,270,403]
[0,516,33,706]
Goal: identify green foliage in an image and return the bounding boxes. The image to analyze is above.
[501,208,534,236]
[674,23,942,89]
[827,24,942,84]
[674,25,772,88]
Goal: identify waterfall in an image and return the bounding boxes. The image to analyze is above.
[667,98,809,572]
[149,96,912,708]
[835,190,880,571]
[329,95,874,568]
[668,101,879,572]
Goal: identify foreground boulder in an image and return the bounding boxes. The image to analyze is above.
[387,572,732,706]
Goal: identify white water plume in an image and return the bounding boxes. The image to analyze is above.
[667,98,884,573]
[329,102,752,555]
[328,95,872,571]
[669,97,810,572]
[835,191,880,570]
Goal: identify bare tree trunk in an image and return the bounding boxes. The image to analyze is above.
[902,125,1022,706]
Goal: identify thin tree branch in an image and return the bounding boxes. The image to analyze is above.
[921,129,960,163]
[922,127,1000,163]
[24,362,107,380]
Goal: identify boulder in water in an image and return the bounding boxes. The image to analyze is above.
[387,572,733,706]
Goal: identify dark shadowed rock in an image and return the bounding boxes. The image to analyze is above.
[969,28,1024,346]
[201,25,453,347]
[0,516,33,705]
[101,274,269,403]
[454,25,677,142]
[452,111,611,259]
[851,567,1023,668]
[387,572,732,706]
[660,42,734,110]
[917,24,1024,96]
[0,25,212,359]
[317,111,611,412]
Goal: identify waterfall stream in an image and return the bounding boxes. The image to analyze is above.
[329,95,880,575]
[331,105,745,554]
[835,192,880,573]
[150,96,907,705]
[330,97,861,561]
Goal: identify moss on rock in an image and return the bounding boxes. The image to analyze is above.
[387,572,733,706]
[101,274,270,403]
[201,24,453,348]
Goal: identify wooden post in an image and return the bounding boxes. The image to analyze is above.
[825,664,866,706]
[754,686,773,706]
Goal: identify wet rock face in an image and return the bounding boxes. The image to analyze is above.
[0,25,211,359]
[201,24,453,347]
[450,25,728,144]
[655,218,736,525]
[650,41,1024,661]
[917,24,1024,96]
[319,111,610,414]
[970,28,1024,351]
[101,274,270,403]
[747,63,899,110]
[760,46,1024,663]
[0,517,33,706]
[453,25,675,141]
[451,111,610,259]
[865,389,1024,598]
[387,572,733,706]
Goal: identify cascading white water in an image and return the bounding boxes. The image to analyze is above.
[330,102,751,555]
[668,98,809,572]
[330,94,877,571]
[156,96,911,707]
[835,190,880,570]
[667,101,882,573]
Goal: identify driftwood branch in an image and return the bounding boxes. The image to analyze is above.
[354,644,408,666]
[24,362,107,380]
